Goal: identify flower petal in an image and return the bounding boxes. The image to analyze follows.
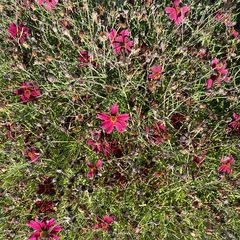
[97,113,110,121]
[111,104,119,115]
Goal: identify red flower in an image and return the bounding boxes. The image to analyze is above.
[38,0,59,10]
[171,113,185,129]
[218,155,234,174]
[149,65,163,80]
[109,29,134,54]
[206,58,229,89]
[87,131,122,157]
[165,0,190,26]
[24,146,40,163]
[86,160,103,178]
[27,218,62,239]
[35,200,55,213]
[37,177,55,195]
[97,104,129,134]
[193,154,206,166]
[79,50,97,67]
[95,215,115,232]
[229,113,240,133]
[145,122,169,145]
[14,81,41,103]
[8,23,30,44]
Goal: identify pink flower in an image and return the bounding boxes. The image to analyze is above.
[86,131,122,157]
[14,81,41,103]
[86,160,103,178]
[165,0,190,26]
[38,0,59,10]
[97,104,129,134]
[218,155,234,174]
[229,113,240,132]
[145,122,169,145]
[24,146,40,163]
[27,218,62,239]
[8,23,30,44]
[149,65,163,80]
[79,50,97,67]
[206,58,229,89]
[95,215,115,232]
[230,29,239,39]
[215,11,233,27]
[109,29,134,54]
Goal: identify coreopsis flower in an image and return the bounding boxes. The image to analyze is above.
[171,113,185,129]
[24,146,40,163]
[35,200,55,213]
[149,65,163,80]
[95,215,115,232]
[37,177,55,195]
[193,153,206,167]
[86,159,103,178]
[79,50,97,67]
[165,0,190,26]
[27,218,62,239]
[229,28,239,39]
[229,113,240,133]
[109,28,134,54]
[97,104,129,134]
[145,122,169,145]
[206,58,229,89]
[14,81,41,103]
[8,23,30,44]
[87,131,122,157]
[38,0,59,10]
[218,155,234,174]
[215,11,233,27]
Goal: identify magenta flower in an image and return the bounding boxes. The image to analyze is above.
[109,28,134,54]
[27,218,62,239]
[24,146,40,163]
[95,215,115,232]
[8,23,30,44]
[145,122,169,145]
[87,131,122,157]
[149,65,163,80]
[206,58,229,89]
[86,160,103,178]
[230,29,239,39]
[79,50,97,67]
[97,104,129,134]
[14,81,41,103]
[229,113,240,132]
[165,0,190,26]
[218,155,234,174]
[215,11,233,27]
[38,0,59,10]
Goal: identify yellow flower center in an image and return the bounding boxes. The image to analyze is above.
[110,116,117,123]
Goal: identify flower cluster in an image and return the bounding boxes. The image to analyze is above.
[14,81,41,103]
[206,58,229,89]
[165,0,190,26]
[4,1,239,238]
[109,29,134,55]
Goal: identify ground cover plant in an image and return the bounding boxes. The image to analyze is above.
[0,0,240,239]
